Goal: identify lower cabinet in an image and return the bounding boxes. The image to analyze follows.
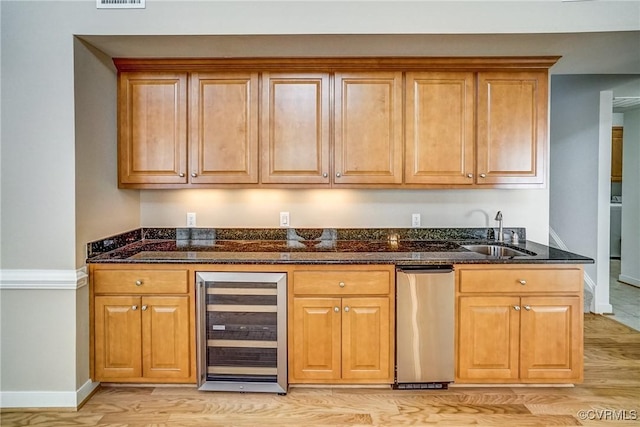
[91,266,194,383]
[455,265,584,384]
[289,266,395,384]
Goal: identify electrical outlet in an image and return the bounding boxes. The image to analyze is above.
[412,213,421,228]
[279,212,290,227]
[187,212,197,227]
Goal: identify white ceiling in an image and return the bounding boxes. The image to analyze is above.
[80,31,640,75]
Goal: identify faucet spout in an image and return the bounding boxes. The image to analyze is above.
[495,211,503,242]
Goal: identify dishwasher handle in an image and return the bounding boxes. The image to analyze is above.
[396,265,453,274]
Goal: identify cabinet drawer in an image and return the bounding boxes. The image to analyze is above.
[93,270,188,294]
[293,270,390,295]
[459,268,582,293]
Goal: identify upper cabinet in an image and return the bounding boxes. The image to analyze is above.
[334,72,403,185]
[611,126,623,182]
[261,73,330,185]
[405,72,475,185]
[476,71,547,185]
[189,72,259,184]
[114,57,558,189]
[118,72,188,186]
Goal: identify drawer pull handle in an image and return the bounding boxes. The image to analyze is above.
[344,306,350,312]
[518,279,527,286]
[132,305,138,311]
[141,305,148,311]
[339,282,345,288]
[135,280,143,286]
[334,306,340,313]
[480,173,487,178]
[513,305,521,311]
[524,305,531,311]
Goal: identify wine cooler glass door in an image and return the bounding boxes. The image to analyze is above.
[196,272,287,393]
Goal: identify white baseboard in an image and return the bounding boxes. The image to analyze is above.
[595,303,614,315]
[619,274,640,288]
[0,380,100,409]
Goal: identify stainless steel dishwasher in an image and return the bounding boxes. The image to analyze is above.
[395,265,455,389]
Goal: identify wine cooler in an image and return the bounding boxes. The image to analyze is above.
[196,272,287,393]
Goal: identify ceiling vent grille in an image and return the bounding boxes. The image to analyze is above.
[97,0,145,9]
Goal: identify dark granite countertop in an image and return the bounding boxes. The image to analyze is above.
[86,228,594,265]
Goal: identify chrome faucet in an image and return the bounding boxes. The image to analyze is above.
[495,211,503,242]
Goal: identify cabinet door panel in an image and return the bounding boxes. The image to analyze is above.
[291,298,342,381]
[142,296,191,379]
[334,72,403,185]
[261,73,330,184]
[94,296,142,380]
[457,296,520,381]
[477,71,546,185]
[190,73,259,184]
[119,72,188,185]
[405,72,475,185]
[342,297,391,380]
[520,296,582,381]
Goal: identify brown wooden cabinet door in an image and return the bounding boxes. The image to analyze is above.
[334,72,403,185]
[141,296,191,379]
[520,296,583,381]
[457,296,521,381]
[291,297,342,381]
[341,297,391,381]
[190,72,259,184]
[261,73,330,184]
[477,71,547,185]
[611,126,623,182]
[94,296,142,380]
[118,72,188,186]
[405,72,475,185]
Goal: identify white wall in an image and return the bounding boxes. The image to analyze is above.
[620,107,640,287]
[1,0,639,408]
[141,189,550,242]
[549,75,640,313]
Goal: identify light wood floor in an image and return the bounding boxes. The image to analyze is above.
[2,314,639,426]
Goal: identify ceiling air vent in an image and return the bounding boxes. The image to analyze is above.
[97,0,145,9]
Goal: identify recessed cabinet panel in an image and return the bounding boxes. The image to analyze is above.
[95,296,143,379]
[190,73,259,184]
[477,71,546,185]
[261,73,330,184]
[118,72,188,185]
[334,72,403,185]
[405,72,475,185]
[143,296,190,379]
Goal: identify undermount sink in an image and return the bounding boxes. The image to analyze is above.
[462,244,534,258]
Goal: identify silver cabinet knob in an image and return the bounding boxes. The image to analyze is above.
[191,173,198,178]
[323,172,328,178]
[334,306,340,313]
[524,305,531,311]
[513,305,521,311]
[336,172,341,178]
[480,173,487,178]
[132,305,138,311]
[141,305,148,311]
[467,173,473,178]
[344,306,350,312]
[179,173,185,177]
[339,282,345,288]
[518,280,527,286]
[135,280,143,286]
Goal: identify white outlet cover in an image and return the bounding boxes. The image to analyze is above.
[412,213,421,227]
[280,212,290,227]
